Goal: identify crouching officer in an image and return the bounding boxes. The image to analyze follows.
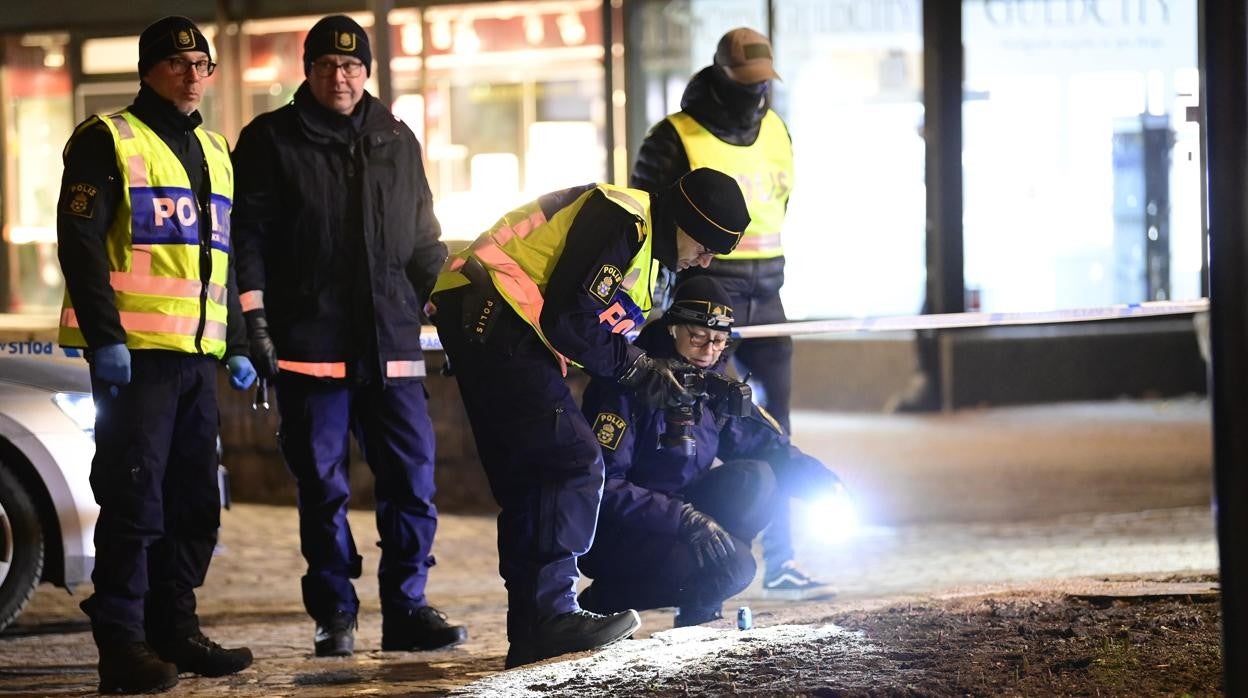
[577,277,847,627]
[56,16,256,694]
[430,168,749,667]
[231,15,465,657]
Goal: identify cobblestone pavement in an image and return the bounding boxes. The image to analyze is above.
[0,399,1218,696]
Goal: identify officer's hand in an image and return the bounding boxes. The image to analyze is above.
[227,355,257,391]
[619,354,691,410]
[94,343,131,388]
[677,504,736,568]
[244,311,279,379]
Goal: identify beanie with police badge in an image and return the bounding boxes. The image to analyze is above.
[665,168,750,255]
[304,15,373,76]
[667,276,735,329]
[138,16,211,77]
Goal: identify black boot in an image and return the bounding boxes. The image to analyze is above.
[97,641,179,694]
[314,610,357,657]
[152,633,253,677]
[674,605,722,628]
[381,605,468,651]
[505,608,641,669]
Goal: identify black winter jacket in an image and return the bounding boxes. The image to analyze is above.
[630,67,790,289]
[231,84,447,383]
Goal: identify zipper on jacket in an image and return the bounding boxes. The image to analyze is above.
[193,157,211,354]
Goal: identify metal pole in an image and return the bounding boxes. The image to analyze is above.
[602,0,616,184]
[1200,0,1248,694]
[370,0,394,106]
[922,0,963,410]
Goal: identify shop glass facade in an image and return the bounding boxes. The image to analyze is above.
[0,0,1206,322]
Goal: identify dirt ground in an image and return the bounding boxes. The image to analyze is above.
[458,575,1223,697]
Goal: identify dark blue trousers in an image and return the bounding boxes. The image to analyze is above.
[274,375,438,621]
[433,289,604,645]
[81,351,220,645]
[579,459,776,616]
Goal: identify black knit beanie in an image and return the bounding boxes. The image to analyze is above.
[664,168,750,255]
[667,276,735,329]
[138,16,211,77]
[304,15,372,76]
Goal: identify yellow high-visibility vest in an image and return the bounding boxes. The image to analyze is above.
[434,184,659,366]
[59,110,234,358]
[669,109,794,260]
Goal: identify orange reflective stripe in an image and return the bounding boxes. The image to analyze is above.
[490,209,547,247]
[602,188,644,217]
[386,360,426,378]
[131,245,153,275]
[110,271,226,304]
[61,308,224,341]
[471,242,571,374]
[448,257,466,272]
[108,114,134,140]
[240,290,264,312]
[126,155,148,187]
[730,233,782,253]
[277,360,347,378]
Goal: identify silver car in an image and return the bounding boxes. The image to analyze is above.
[0,356,98,632]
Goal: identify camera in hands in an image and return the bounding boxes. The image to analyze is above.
[659,362,753,457]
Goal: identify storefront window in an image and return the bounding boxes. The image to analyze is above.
[2,33,72,313]
[963,0,1201,311]
[408,0,606,240]
[772,0,924,320]
[627,0,924,320]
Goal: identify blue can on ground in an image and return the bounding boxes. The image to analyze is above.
[737,606,753,630]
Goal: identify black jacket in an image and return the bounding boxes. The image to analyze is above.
[231,84,447,383]
[630,67,790,291]
[56,83,247,358]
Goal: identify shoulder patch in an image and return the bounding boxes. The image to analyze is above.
[588,264,623,305]
[593,412,628,451]
[64,183,99,219]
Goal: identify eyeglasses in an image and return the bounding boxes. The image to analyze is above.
[312,58,366,78]
[166,57,216,77]
[679,325,730,350]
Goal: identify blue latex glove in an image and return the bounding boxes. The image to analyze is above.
[227,355,257,391]
[94,343,131,388]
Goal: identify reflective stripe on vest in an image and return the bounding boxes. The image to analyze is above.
[277,360,347,378]
[58,110,234,357]
[669,110,793,260]
[433,184,657,368]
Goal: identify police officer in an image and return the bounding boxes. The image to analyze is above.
[56,15,256,695]
[231,15,465,657]
[577,277,847,626]
[430,168,749,667]
[631,27,817,593]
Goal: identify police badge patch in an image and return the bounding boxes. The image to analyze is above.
[588,264,623,305]
[593,412,627,450]
[64,183,98,219]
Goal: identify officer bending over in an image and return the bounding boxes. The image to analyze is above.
[578,277,846,627]
[430,168,749,667]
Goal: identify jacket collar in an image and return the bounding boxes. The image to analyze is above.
[679,66,768,140]
[294,82,399,145]
[129,83,203,136]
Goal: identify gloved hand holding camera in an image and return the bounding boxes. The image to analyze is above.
[244,310,279,379]
[677,503,736,568]
[619,353,691,410]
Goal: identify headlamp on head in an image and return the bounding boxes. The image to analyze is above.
[667,300,734,330]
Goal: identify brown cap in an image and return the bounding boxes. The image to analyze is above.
[713,27,780,84]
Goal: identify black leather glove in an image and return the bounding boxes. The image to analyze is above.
[677,503,736,568]
[619,354,691,410]
[244,310,279,379]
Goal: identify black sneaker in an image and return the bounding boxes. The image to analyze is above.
[674,605,723,628]
[314,610,357,657]
[97,641,179,694]
[505,608,641,669]
[153,632,253,677]
[381,605,468,651]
